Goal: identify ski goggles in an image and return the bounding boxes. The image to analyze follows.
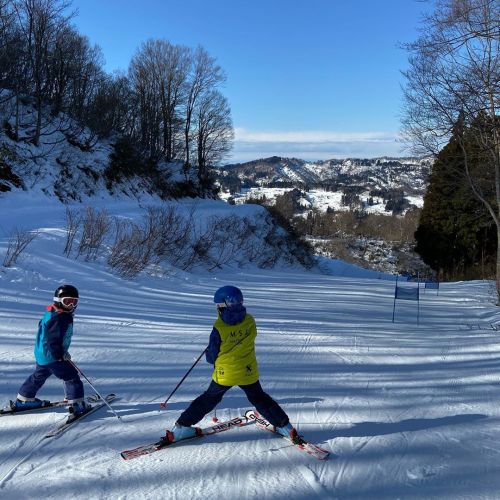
[55,297,79,308]
[216,301,242,309]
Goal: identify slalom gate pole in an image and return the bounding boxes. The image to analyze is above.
[69,360,122,421]
[160,347,208,409]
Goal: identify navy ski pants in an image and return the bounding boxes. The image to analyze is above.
[18,361,84,401]
[177,380,289,428]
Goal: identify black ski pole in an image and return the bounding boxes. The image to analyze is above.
[160,347,208,409]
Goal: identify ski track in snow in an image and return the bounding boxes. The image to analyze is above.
[2,198,500,498]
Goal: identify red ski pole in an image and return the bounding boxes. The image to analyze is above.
[160,347,208,409]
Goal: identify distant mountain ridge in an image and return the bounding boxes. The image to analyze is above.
[220,155,432,194]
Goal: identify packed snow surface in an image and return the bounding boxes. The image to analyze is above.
[1,193,500,500]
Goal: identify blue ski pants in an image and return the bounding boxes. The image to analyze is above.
[18,361,84,401]
[177,380,289,428]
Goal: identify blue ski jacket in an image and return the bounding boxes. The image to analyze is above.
[34,305,74,365]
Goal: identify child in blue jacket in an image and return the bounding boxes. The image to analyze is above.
[13,285,90,416]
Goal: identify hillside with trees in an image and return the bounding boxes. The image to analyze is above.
[402,0,500,297]
[0,0,233,199]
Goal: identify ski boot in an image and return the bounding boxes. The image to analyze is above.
[275,423,303,445]
[11,397,47,410]
[163,422,202,444]
[68,400,92,421]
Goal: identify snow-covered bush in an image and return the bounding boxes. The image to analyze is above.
[2,228,38,267]
[64,203,316,278]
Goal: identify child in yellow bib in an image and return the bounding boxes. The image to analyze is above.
[170,285,297,442]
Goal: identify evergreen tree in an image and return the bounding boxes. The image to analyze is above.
[415,126,496,280]
[401,0,500,298]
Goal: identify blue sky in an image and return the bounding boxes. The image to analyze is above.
[71,0,434,162]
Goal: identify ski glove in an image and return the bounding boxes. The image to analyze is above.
[62,352,72,361]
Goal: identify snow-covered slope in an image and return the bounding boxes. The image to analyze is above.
[1,192,500,500]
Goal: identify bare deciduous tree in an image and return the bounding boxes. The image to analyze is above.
[3,227,38,267]
[76,206,110,260]
[63,206,80,256]
[129,39,190,161]
[12,0,73,145]
[183,46,225,178]
[86,72,131,137]
[108,219,152,278]
[194,89,233,189]
[401,0,500,299]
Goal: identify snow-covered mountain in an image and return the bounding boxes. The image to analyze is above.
[220,155,432,194]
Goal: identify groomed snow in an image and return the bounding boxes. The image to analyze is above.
[1,192,500,500]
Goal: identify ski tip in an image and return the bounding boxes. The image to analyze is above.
[1,402,15,414]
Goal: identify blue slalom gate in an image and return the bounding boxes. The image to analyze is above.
[392,275,420,325]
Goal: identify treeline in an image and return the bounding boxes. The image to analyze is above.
[293,207,420,245]
[0,0,233,193]
[246,189,420,244]
[243,190,425,274]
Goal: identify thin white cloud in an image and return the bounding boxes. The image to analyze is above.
[228,128,404,163]
[234,128,397,143]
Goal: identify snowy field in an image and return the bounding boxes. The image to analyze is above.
[1,194,500,500]
[221,186,424,214]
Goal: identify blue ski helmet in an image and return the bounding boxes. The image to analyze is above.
[213,285,243,306]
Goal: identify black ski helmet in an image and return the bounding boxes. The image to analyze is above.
[53,284,79,310]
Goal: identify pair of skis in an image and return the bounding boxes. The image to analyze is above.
[45,394,117,438]
[2,397,329,459]
[120,409,330,461]
[1,393,116,438]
